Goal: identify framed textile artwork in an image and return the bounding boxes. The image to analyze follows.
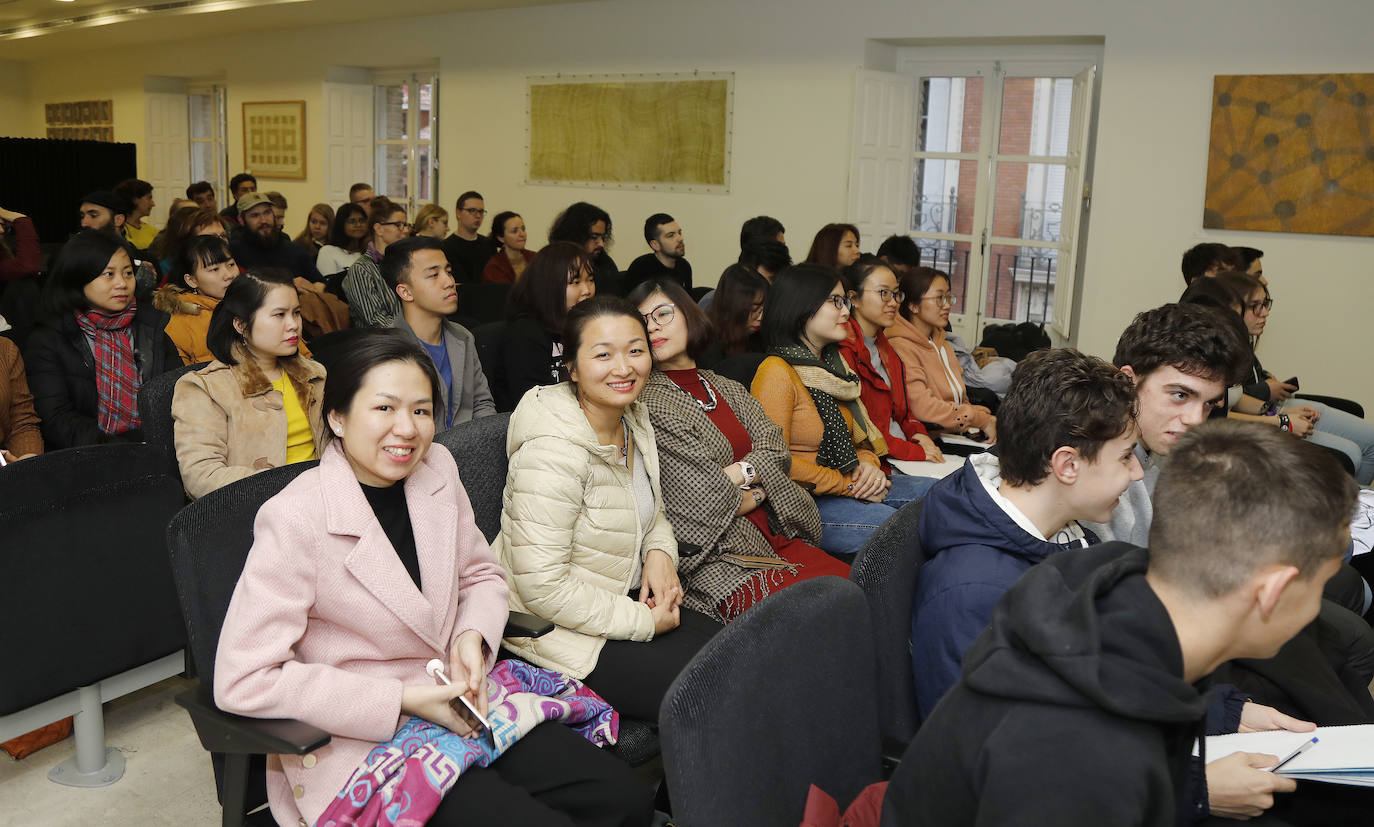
[1204,74,1374,237]
[527,72,733,193]
[243,100,306,180]
[45,99,114,141]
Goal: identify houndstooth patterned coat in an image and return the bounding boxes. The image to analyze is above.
[639,369,823,621]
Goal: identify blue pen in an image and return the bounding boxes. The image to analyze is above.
[1269,736,1319,772]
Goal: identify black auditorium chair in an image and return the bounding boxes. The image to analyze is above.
[848,500,927,753]
[0,445,187,786]
[471,320,509,411]
[453,282,512,330]
[137,361,206,477]
[660,577,883,826]
[436,413,663,770]
[711,352,767,390]
[302,328,367,374]
[168,458,555,827]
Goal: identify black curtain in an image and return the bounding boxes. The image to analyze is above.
[0,137,138,246]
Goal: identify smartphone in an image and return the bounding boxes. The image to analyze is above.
[964,428,991,443]
[450,693,490,739]
[1284,376,1299,389]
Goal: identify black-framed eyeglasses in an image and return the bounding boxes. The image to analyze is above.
[643,303,676,327]
[824,295,852,311]
[376,220,408,229]
[1245,297,1274,313]
[462,208,487,216]
[855,287,905,303]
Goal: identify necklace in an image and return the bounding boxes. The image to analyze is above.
[674,372,719,412]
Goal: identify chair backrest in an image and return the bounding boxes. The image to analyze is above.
[849,499,925,744]
[137,360,205,473]
[166,462,317,686]
[455,282,512,328]
[471,321,509,411]
[660,577,882,826]
[435,412,512,543]
[0,444,187,715]
[304,328,369,375]
[711,351,767,390]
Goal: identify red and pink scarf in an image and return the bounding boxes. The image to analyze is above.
[74,303,142,435]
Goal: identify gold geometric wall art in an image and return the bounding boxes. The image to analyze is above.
[527,72,733,193]
[1204,73,1374,237]
[45,99,114,141]
[243,100,306,180]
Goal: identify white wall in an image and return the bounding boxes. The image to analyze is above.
[12,0,1374,410]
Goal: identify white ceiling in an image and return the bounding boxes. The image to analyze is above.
[0,0,589,59]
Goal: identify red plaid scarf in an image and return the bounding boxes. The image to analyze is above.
[74,303,142,435]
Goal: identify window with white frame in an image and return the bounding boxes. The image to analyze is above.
[849,46,1098,342]
[188,85,227,203]
[373,72,437,214]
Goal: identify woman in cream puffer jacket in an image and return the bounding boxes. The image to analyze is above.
[495,346,721,720]
[496,381,675,676]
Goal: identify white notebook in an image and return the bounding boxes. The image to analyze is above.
[1204,724,1374,787]
[889,456,965,480]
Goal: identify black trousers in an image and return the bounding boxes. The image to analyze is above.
[582,607,722,721]
[428,721,653,827]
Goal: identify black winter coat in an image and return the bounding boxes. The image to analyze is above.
[24,305,179,449]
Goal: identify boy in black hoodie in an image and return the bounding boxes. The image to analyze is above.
[886,420,1357,826]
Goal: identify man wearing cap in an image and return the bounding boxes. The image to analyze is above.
[229,192,322,283]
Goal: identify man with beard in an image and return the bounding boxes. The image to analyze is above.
[625,213,691,293]
[549,201,621,296]
[228,192,322,283]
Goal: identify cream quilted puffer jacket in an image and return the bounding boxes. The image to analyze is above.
[494,382,678,679]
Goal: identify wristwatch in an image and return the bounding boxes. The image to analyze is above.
[1278,413,1292,433]
[738,460,757,489]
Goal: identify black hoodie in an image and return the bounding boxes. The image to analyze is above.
[884,542,1212,827]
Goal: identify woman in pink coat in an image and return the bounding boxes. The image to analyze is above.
[214,330,651,826]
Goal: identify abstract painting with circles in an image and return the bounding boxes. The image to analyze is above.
[1204,74,1374,237]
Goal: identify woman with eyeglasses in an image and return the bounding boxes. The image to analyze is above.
[315,203,369,278]
[751,264,937,557]
[838,256,944,468]
[888,266,996,442]
[343,198,410,329]
[628,279,850,623]
[700,264,768,367]
[1213,271,1374,484]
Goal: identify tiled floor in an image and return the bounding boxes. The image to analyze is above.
[0,677,220,827]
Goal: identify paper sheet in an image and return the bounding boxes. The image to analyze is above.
[890,456,965,480]
[1204,724,1374,786]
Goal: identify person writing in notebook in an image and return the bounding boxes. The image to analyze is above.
[886,420,1357,826]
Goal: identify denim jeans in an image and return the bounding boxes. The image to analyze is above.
[814,473,937,557]
[1303,402,1374,485]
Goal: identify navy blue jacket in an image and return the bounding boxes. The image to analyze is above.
[910,457,1095,719]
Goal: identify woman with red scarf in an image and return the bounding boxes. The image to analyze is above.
[25,230,179,449]
[836,256,945,469]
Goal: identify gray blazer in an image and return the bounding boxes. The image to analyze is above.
[392,314,497,426]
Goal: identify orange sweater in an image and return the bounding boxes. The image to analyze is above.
[1,337,43,456]
[750,355,881,496]
[885,314,993,433]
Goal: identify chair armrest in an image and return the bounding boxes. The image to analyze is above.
[880,734,908,779]
[505,611,554,638]
[176,683,330,756]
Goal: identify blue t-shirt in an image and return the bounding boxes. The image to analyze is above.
[421,339,454,428]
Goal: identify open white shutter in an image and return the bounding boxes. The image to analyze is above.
[1049,64,1096,340]
[847,70,916,246]
[323,83,374,206]
[144,93,190,226]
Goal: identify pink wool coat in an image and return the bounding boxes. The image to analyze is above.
[213,441,510,826]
